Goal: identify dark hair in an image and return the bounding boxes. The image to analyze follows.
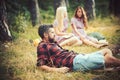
[38,24,53,39]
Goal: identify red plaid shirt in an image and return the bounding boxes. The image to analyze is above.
[37,41,77,69]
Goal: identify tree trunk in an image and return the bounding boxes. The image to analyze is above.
[53,0,66,15]
[65,0,69,8]
[28,0,40,26]
[84,0,96,20]
[0,0,12,42]
[109,0,120,17]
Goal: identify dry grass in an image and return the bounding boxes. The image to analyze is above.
[0,17,120,80]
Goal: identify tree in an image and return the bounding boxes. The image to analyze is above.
[0,0,12,42]
[28,0,40,26]
[109,0,120,17]
[84,0,96,20]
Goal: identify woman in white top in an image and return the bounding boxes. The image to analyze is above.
[53,6,82,46]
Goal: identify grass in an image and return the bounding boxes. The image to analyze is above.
[0,17,120,80]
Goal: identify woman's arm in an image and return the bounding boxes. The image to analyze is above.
[54,27,73,37]
[39,65,70,73]
[71,24,84,40]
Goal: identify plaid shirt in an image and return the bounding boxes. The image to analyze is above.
[37,41,77,69]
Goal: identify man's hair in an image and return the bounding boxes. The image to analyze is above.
[38,24,53,39]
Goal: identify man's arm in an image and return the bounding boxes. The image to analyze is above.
[39,65,70,73]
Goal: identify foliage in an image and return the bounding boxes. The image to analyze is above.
[39,0,54,10]
[95,0,110,17]
[6,0,112,40]
[0,16,120,80]
[9,9,31,40]
[40,6,54,23]
[0,1,120,80]
[68,0,84,9]
[62,0,110,17]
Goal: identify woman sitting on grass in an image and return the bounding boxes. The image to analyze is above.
[53,6,83,46]
[71,6,108,48]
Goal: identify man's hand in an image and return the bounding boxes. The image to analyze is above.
[39,65,70,73]
[55,67,70,73]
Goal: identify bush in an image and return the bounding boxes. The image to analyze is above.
[9,10,31,40]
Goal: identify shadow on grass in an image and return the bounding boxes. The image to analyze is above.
[0,43,22,80]
[89,70,120,80]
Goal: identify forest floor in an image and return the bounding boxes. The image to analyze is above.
[0,17,120,80]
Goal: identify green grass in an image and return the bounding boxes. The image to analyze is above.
[0,17,120,80]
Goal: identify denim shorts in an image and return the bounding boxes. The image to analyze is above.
[73,51,105,72]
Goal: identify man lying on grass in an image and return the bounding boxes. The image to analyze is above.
[36,24,120,73]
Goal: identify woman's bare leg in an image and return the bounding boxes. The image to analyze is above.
[82,39,106,48]
[59,36,82,46]
[72,37,83,46]
[78,33,107,48]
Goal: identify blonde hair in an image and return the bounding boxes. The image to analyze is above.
[74,6,88,28]
[56,6,67,31]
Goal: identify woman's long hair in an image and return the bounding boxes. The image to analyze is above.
[74,6,88,28]
[56,6,67,31]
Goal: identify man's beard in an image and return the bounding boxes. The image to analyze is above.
[48,36,55,43]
